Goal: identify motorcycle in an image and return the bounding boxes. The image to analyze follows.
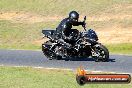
[42,16,109,62]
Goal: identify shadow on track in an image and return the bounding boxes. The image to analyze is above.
[61,57,115,62]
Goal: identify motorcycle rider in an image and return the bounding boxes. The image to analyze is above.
[55,11,85,45]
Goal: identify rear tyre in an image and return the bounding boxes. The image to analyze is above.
[42,41,56,60]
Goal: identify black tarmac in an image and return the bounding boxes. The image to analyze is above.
[0,49,132,73]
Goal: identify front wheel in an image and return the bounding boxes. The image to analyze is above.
[92,44,109,62]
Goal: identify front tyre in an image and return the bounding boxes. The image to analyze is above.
[92,44,109,62]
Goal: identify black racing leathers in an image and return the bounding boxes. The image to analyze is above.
[56,18,84,39]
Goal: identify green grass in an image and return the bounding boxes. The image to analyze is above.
[0,20,132,54]
[0,0,132,54]
[0,20,132,53]
[0,66,132,88]
[0,20,59,50]
[0,0,131,16]
[106,43,132,54]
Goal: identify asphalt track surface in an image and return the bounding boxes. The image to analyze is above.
[0,49,132,73]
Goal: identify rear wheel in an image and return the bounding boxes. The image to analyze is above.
[42,41,62,60]
[92,44,109,62]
